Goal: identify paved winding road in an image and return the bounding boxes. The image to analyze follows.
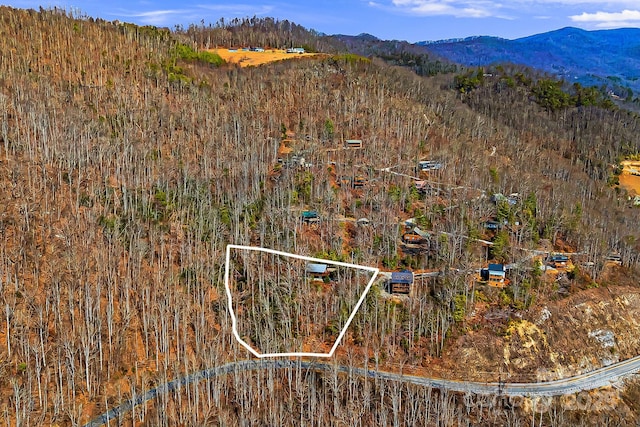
[84,355,640,426]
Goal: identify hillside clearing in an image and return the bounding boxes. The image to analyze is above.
[212,48,324,67]
[620,161,640,194]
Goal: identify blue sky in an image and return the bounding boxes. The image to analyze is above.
[4,0,640,41]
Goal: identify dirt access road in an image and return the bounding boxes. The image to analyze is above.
[212,48,324,67]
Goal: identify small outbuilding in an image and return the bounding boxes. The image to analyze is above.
[301,211,320,224]
[345,139,363,149]
[491,193,518,206]
[606,253,622,265]
[418,160,443,171]
[356,218,371,227]
[549,254,569,269]
[484,220,502,230]
[306,263,329,277]
[352,176,367,188]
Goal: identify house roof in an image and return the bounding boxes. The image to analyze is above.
[391,270,414,284]
[403,233,427,243]
[488,263,504,272]
[484,220,502,229]
[418,160,443,170]
[413,227,430,238]
[278,146,293,155]
[551,254,569,262]
[306,263,328,274]
[301,211,318,219]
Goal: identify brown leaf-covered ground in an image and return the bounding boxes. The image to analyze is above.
[1,6,640,426]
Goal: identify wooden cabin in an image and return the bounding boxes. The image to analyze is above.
[402,233,428,245]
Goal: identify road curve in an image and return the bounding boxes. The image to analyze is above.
[84,355,640,427]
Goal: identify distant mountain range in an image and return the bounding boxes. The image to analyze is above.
[416,27,640,96]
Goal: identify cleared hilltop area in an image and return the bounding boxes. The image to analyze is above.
[214,47,323,67]
[0,6,640,426]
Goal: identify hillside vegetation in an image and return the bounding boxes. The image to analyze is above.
[0,7,640,426]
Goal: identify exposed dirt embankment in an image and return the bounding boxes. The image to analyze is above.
[443,286,640,383]
[542,287,640,375]
[213,48,324,67]
[619,160,640,194]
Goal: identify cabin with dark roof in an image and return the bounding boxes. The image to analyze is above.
[549,254,569,269]
[414,180,430,194]
[480,264,506,288]
[418,160,443,172]
[301,210,319,224]
[483,220,502,231]
[389,270,413,294]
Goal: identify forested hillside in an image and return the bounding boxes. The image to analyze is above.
[1,7,640,426]
[419,27,640,99]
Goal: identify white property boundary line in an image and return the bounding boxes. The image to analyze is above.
[224,244,380,358]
